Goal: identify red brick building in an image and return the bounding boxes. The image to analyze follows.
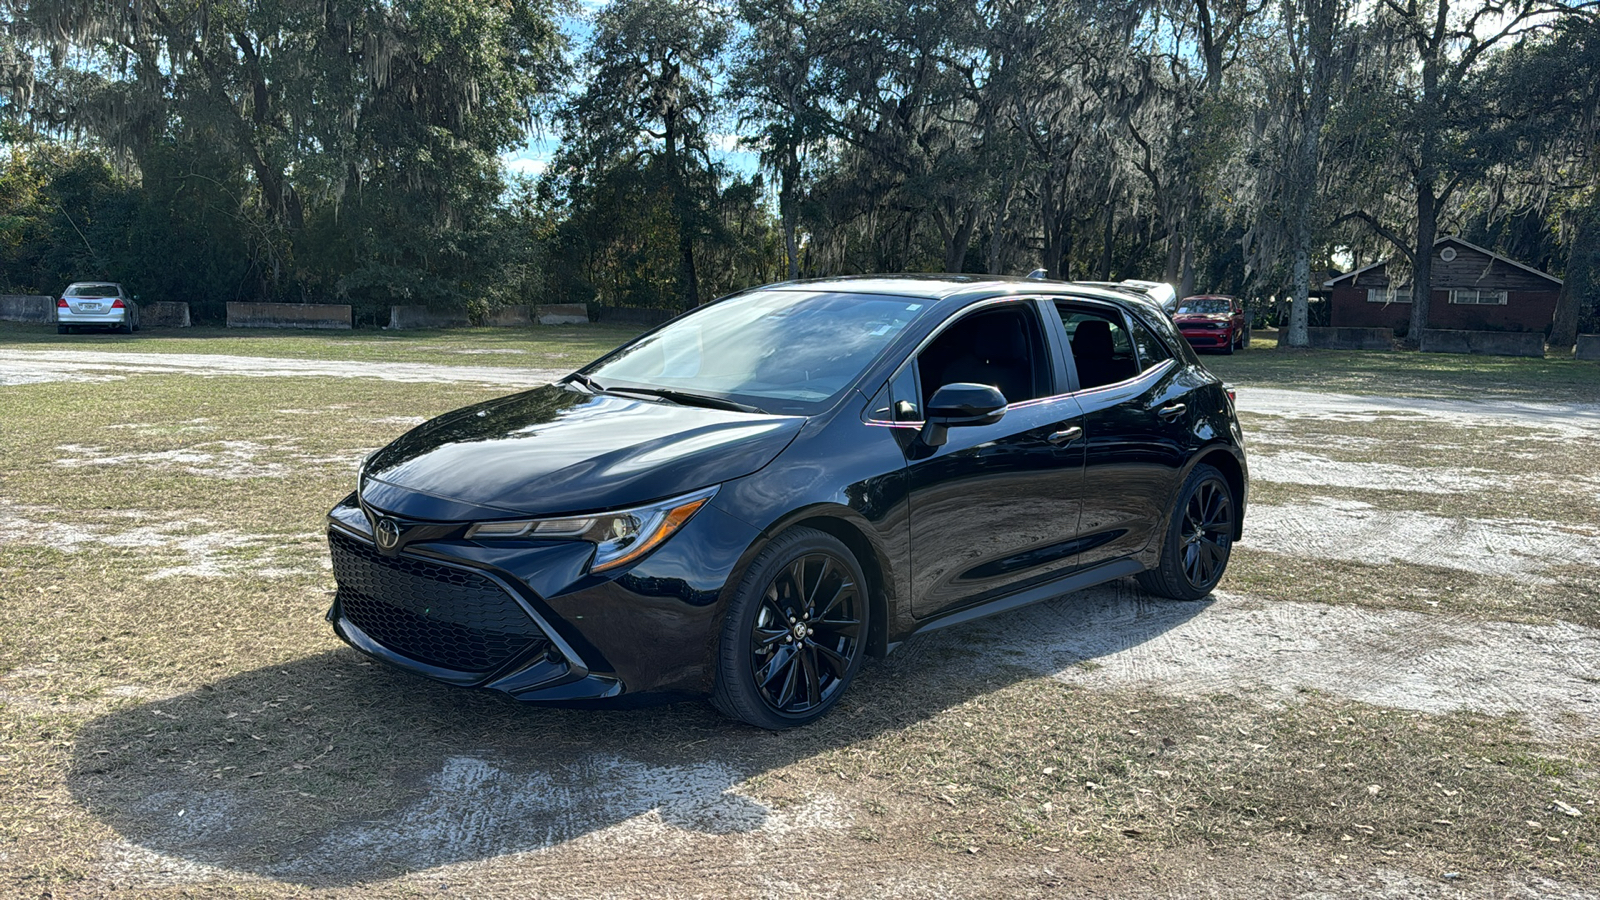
[1325,237,1563,333]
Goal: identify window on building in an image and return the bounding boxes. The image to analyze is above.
[1449,289,1508,305]
[1366,287,1412,303]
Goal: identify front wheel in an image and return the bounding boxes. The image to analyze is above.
[1137,463,1236,601]
[711,527,869,729]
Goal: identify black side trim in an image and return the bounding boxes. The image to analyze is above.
[889,557,1144,651]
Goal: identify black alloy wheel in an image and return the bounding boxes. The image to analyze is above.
[1137,463,1235,601]
[712,527,868,728]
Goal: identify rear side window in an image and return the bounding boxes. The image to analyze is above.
[1058,306,1139,390]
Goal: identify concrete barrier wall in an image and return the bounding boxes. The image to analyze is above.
[1420,329,1545,358]
[536,303,589,325]
[0,294,55,323]
[1304,326,1394,351]
[483,305,533,327]
[142,301,191,328]
[388,305,471,329]
[227,302,352,330]
[592,305,676,327]
[1576,334,1600,361]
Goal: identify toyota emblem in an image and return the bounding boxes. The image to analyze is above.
[374,517,403,552]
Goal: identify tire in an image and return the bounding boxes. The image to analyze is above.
[1136,463,1236,601]
[711,527,870,729]
[119,320,133,334]
[57,325,69,335]
[1222,332,1235,354]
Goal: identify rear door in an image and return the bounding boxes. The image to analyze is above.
[1049,299,1195,569]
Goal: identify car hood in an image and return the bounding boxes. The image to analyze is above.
[360,384,805,520]
[1174,313,1233,324]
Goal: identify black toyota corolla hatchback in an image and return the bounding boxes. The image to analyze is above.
[326,276,1247,728]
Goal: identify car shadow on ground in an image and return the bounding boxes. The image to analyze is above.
[68,578,1208,886]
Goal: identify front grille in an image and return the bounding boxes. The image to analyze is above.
[329,530,547,674]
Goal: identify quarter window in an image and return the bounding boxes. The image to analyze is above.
[1128,316,1173,372]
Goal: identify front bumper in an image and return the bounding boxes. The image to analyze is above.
[1180,329,1232,347]
[325,491,758,703]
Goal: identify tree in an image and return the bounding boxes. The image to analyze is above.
[563,0,730,307]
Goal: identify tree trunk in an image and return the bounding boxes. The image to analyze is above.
[1042,184,1068,278]
[780,148,800,281]
[986,172,1016,275]
[664,108,699,309]
[1549,212,1589,349]
[1097,206,1115,281]
[1405,184,1437,348]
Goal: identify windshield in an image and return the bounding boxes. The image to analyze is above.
[1177,298,1231,314]
[585,290,925,415]
[66,284,119,298]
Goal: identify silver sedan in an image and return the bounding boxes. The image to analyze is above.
[57,282,140,334]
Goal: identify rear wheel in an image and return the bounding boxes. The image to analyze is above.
[118,319,133,334]
[57,325,69,335]
[1137,463,1235,601]
[711,527,869,729]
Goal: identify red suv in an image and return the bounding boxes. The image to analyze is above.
[1173,295,1248,353]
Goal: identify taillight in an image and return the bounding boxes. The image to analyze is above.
[111,298,126,309]
[57,298,68,308]
[1223,383,1237,402]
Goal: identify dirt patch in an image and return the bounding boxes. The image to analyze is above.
[1250,451,1509,493]
[1242,498,1600,583]
[1236,388,1600,437]
[948,586,1600,739]
[0,502,320,579]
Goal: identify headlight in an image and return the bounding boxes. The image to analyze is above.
[464,486,719,573]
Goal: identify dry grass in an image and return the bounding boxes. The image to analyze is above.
[1210,340,1600,404]
[0,320,643,371]
[1,333,1597,896]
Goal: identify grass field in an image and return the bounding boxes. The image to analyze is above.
[1,327,1596,897]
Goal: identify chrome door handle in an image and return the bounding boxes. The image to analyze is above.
[1047,426,1083,445]
[1157,403,1187,420]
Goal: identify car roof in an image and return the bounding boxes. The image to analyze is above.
[756,274,1162,310]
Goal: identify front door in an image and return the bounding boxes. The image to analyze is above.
[903,300,1088,618]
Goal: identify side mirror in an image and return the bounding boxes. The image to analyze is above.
[919,383,1007,449]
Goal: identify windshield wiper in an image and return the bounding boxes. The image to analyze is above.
[566,372,605,392]
[606,386,766,415]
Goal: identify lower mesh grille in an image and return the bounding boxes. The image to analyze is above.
[329,530,547,673]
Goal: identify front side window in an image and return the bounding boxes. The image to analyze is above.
[914,305,1051,407]
[587,290,924,415]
